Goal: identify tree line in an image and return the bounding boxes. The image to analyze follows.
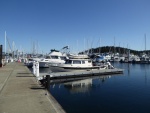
[80,46,150,55]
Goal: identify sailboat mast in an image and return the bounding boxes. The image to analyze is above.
[5,31,6,55]
[12,41,15,58]
[99,38,101,54]
[114,37,115,55]
[145,34,146,53]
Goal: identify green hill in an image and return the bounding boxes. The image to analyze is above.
[80,46,150,55]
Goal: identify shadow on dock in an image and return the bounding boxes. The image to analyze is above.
[16,75,34,77]
[17,72,33,74]
[30,87,45,90]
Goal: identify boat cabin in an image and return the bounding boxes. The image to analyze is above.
[63,59,93,68]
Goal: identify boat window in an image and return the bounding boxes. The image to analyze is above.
[73,60,81,64]
[60,56,66,60]
[65,60,72,64]
[82,61,85,64]
[46,56,51,59]
[51,56,59,59]
[88,60,91,63]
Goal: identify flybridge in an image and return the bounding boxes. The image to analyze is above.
[50,49,59,52]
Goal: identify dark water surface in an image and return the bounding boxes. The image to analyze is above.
[40,63,150,113]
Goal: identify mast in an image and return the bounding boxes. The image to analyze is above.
[114,37,116,55]
[99,38,101,54]
[84,38,86,54]
[5,31,6,56]
[87,39,89,54]
[77,40,78,54]
[12,41,15,59]
[119,42,120,55]
[145,34,146,54]
[91,38,94,54]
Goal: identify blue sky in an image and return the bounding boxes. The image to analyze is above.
[0,0,150,54]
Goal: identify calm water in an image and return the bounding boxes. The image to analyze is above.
[40,63,150,113]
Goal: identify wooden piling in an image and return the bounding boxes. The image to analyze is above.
[0,45,2,67]
[46,75,50,90]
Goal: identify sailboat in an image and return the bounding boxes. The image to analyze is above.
[139,34,150,63]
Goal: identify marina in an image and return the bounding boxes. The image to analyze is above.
[1,49,150,113]
[1,1,150,113]
[48,62,150,113]
[0,59,123,113]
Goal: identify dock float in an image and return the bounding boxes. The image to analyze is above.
[40,68,123,80]
[0,62,66,113]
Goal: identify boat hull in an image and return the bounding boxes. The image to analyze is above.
[49,65,106,72]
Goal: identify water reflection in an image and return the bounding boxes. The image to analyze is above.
[64,78,92,94]
[45,63,150,113]
[50,75,113,94]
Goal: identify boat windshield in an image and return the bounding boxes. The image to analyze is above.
[51,56,59,59]
[65,60,72,64]
[46,56,51,59]
[60,56,67,60]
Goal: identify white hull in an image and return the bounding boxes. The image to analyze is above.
[49,65,107,72]
[49,59,113,72]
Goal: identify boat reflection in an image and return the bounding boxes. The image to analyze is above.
[50,75,114,93]
[64,78,92,93]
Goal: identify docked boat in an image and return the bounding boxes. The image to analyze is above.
[139,54,150,64]
[49,58,114,72]
[25,57,42,67]
[39,49,68,68]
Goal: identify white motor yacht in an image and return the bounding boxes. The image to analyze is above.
[49,59,112,72]
[39,50,68,68]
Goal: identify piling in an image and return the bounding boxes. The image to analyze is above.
[36,61,39,77]
[46,75,50,90]
[0,45,2,67]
